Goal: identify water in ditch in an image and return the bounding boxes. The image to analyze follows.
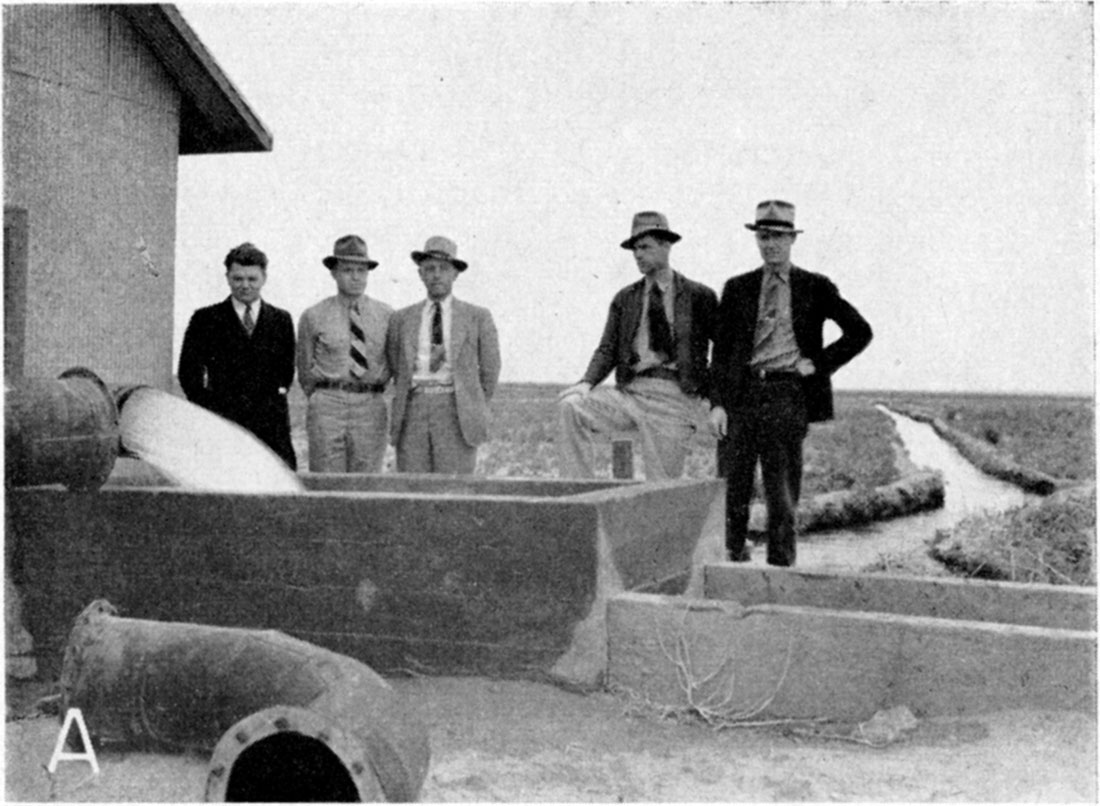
[116,387,304,494]
[776,406,1043,572]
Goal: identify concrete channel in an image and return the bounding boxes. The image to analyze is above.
[606,409,1096,720]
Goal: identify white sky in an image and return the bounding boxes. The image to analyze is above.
[173,1,1094,395]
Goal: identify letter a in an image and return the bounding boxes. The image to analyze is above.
[47,708,100,774]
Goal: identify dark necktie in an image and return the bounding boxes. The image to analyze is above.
[648,283,674,357]
[429,302,446,372]
[754,272,782,348]
[349,302,369,378]
[242,304,255,336]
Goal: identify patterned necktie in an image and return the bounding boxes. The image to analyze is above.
[349,301,369,378]
[648,283,674,357]
[754,272,781,349]
[429,302,446,372]
[242,304,255,336]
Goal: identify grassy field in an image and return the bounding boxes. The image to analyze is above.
[867,390,1094,481]
[288,383,1092,488]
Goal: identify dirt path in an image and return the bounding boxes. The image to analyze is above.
[6,676,1095,802]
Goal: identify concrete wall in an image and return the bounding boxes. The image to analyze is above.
[608,593,1096,720]
[7,477,724,687]
[705,564,1097,632]
[3,5,179,387]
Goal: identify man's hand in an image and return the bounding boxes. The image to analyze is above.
[557,381,592,401]
[708,405,728,438]
[796,358,816,377]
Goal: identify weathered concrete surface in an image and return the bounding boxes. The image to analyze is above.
[705,564,1097,631]
[607,593,1096,720]
[7,476,722,687]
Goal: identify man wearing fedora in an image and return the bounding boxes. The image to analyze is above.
[297,235,394,473]
[557,211,718,480]
[710,200,872,566]
[386,236,501,474]
[179,242,298,469]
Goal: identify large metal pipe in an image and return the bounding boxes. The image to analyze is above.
[61,601,431,802]
[4,367,120,491]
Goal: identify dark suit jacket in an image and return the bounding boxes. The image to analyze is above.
[582,271,718,398]
[711,265,872,422]
[178,297,298,469]
[386,298,501,448]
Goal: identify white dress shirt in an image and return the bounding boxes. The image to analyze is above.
[413,295,454,384]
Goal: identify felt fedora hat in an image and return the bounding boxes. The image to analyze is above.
[620,210,682,250]
[745,200,804,234]
[323,235,379,270]
[411,235,468,272]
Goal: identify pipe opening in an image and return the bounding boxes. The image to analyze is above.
[223,732,359,802]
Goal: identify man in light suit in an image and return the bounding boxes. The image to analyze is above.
[386,236,501,474]
[178,242,298,469]
[709,200,872,566]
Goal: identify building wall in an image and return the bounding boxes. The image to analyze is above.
[3,5,180,387]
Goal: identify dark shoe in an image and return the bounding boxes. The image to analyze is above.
[728,546,752,562]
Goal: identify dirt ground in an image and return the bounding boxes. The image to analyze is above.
[5,673,1097,802]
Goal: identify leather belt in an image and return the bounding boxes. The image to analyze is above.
[635,367,679,382]
[412,383,455,395]
[750,368,801,382]
[314,379,386,393]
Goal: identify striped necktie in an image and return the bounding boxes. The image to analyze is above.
[242,304,255,336]
[349,301,369,378]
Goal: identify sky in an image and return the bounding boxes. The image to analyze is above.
[173,1,1094,396]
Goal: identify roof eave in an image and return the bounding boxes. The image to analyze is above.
[116,4,273,155]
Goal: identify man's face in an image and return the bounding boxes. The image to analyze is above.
[755,230,797,267]
[226,262,266,305]
[631,235,671,277]
[418,258,459,301]
[331,260,371,298]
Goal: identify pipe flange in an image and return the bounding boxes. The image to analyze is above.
[204,705,383,803]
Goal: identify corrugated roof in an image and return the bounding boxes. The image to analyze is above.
[115,4,272,155]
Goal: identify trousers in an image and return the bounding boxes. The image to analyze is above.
[396,391,477,474]
[716,377,808,566]
[306,389,388,473]
[557,377,701,480]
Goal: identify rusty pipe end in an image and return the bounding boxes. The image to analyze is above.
[5,367,120,490]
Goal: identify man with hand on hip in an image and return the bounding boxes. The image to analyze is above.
[386,236,501,474]
[297,235,394,472]
[557,211,717,480]
[710,200,872,566]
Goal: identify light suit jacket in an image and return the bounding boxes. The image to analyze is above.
[385,298,501,447]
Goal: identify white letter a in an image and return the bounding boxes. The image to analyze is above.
[47,708,100,774]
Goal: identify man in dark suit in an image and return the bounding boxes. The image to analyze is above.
[178,242,298,469]
[386,236,501,474]
[558,211,717,480]
[710,200,871,566]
